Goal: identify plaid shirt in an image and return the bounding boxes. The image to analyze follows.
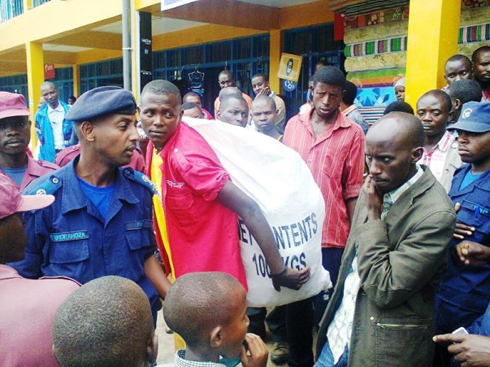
[283,110,364,248]
[421,131,454,183]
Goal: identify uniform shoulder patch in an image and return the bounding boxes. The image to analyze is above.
[24,174,62,196]
[123,167,159,196]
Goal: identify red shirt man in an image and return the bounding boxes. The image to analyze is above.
[139,80,310,293]
[284,67,364,321]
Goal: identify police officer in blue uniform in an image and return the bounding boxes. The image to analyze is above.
[10,86,170,324]
[435,101,490,365]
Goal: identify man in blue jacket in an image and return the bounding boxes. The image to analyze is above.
[12,86,170,325]
[435,101,490,366]
[35,82,74,162]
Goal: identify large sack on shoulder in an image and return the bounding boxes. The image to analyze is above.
[185,118,331,307]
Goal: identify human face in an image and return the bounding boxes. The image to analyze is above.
[395,86,405,101]
[445,59,473,85]
[0,116,31,156]
[219,74,234,89]
[312,82,342,120]
[183,106,203,119]
[0,213,28,263]
[474,51,490,84]
[365,124,421,194]
[218,99,249,127]
[184,95,202,109]
[457,130,490,172]
[218,286,249,359]
[416,94,449,138]
[92,113,139,167]
[251,76,269,97]
[251,99,277,134]
[40,84,59,108]
[140,92,183,151]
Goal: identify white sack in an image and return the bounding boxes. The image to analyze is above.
[185,118,331,307]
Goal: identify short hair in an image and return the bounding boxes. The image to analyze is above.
[384,101,414,115]
[40,81,56,90]
[472,46,490,62]
[445,54,472,67]
[418,89,453,114]
[448,79,483,104]
[164,272,244,347]
[374,112,425,148]
[219,70,233,80]
[251,73,269,82]
[342,81,358,105]
[220,94,248,111]
[251,95,277,112]
[313,66,345,89]
[183,92,201,103]
[182,102,200,111]
[52,276,154,367]
[218,87,242,100]
[141,79,182,102]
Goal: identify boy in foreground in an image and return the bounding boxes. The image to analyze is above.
[163,272,268,367]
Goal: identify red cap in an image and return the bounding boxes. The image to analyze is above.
[0,92,31,120]
[0,175,54,220]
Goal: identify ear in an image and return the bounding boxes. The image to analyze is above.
[79,121,95,142]
[146,333,158,365]
[453,98,462,111]
[411,146,423,163]
[216,109,222,121]
[210,326,223,349]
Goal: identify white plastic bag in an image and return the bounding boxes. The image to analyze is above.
[185,118,331,307]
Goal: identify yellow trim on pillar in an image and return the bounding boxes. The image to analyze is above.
[405,0,461,107]
[131,5,140,103]
[269,30,283,95]
[23,0,31,11]
[25,41,44,151]
[72,64,80,98]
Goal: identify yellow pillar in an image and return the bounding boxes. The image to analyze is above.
[131,4,140,103]
[72,64,80,98]
[22,0,31,12]
[269,30,283,94]
[26,41,44,151]
[405,0,461,107]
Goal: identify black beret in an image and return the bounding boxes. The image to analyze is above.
[65,86,137,122]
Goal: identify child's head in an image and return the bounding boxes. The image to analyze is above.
[164,272,249,360]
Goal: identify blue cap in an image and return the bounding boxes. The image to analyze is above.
[448,101,490,133]
[65,86,137,122]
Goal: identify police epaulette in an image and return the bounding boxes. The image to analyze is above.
[122,167,159,196]
[26,174,62,196]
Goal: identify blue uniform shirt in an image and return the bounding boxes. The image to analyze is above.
[436,164,490,333]
[10,158,161,321]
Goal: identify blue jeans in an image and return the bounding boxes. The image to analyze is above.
[315,340,349,367]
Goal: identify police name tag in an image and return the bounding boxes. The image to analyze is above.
[50,231,89,242]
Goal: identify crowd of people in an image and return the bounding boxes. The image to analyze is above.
[0,44,490,367]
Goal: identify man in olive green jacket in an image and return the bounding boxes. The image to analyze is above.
[315,112,456,367]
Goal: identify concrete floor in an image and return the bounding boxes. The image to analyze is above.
[155,311,288,367]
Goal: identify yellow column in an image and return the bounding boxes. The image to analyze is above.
[72,64,80,98]
[22,0,31,12]
[131,4,140,103]
[26,41,44,151]
[269,30,283,94]
[405,0,461,107]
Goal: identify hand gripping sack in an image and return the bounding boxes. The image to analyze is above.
[185,118,331,307]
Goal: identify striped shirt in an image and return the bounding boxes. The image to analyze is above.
[421,131,454,183]
[283,110,365,248]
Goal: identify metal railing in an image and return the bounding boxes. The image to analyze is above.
[0,0,24,23]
